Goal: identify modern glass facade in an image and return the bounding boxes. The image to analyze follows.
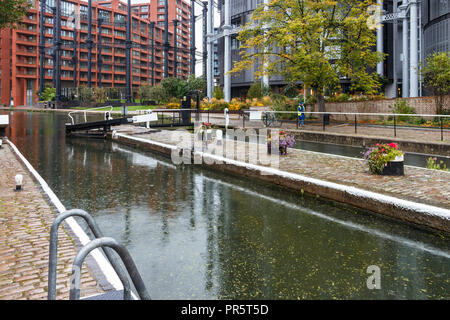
[218,0,450,98]
[422,0,450,57]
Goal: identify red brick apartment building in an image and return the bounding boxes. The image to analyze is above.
[0,0,192,106]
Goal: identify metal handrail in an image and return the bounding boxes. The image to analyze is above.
[48,209,132,300]
[69,237,151,300]
[68,106,114,125]
[242,110,450,118]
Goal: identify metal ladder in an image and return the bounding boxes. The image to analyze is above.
[48,209,151,300]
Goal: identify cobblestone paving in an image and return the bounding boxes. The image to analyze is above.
[129,129,450,210]
[0,142,104,300]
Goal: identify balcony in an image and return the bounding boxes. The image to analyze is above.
[16,59,36,67]
[16,69,37,78]
[16,48,37,56]
[16,37,37,45]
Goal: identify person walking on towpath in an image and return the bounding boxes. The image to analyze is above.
[298,95,306,127]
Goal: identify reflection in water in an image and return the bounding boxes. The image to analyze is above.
[3,111,450,299]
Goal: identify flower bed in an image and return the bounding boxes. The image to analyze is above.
[363,142,404,175]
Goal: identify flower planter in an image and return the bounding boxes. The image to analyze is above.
[381,155,404,176]
[267,145,287,155]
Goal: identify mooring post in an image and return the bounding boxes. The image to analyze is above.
[394,115,397,137]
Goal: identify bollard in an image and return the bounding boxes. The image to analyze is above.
[15,174,23,191]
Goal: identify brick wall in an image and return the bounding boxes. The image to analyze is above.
[310,95,450,120]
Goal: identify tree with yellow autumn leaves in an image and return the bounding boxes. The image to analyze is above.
[230,0,384,113]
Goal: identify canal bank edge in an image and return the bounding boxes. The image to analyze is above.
[5,138,124,297]
[111,133,450,234]
[284,129,450,157]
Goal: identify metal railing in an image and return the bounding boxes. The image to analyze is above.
[239,110,450,141]
[69,237,151,300]
[67,106,114,125]
[48,209,145,300]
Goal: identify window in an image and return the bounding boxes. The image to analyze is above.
[114,30,125,37]
[158,14,165,20]
[61,30,74,38]
[158,0,165,5]
[98,10,111,21]
[141,6,149,12]
[61,1,75,16]
[101,28,112,35]
[114,13,126,23]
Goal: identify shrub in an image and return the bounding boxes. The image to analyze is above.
[92,87,106,103]
[39,85,56,102]
[247,81,269,99]
[389,99,415,122]
[270,95,297,120]
[213,86,224,99]
[78,85,93,102]
[426,157,449,171]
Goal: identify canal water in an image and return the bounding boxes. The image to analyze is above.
[3,110,450,299]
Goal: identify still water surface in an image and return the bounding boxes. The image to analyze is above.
[4,111,450,299]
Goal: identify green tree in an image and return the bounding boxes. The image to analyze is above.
[0,0,30,29]
[138,84,152,102]
[186,75,206,95]
[213,86,224,99]
[421,52,450,114]
[231,0,383,113]
[160,77,187,99]
[78,85,93,102]
[148,85,168,104]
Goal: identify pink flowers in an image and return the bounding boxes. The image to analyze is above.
[362,142,403,174]
[388,142,398,149]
